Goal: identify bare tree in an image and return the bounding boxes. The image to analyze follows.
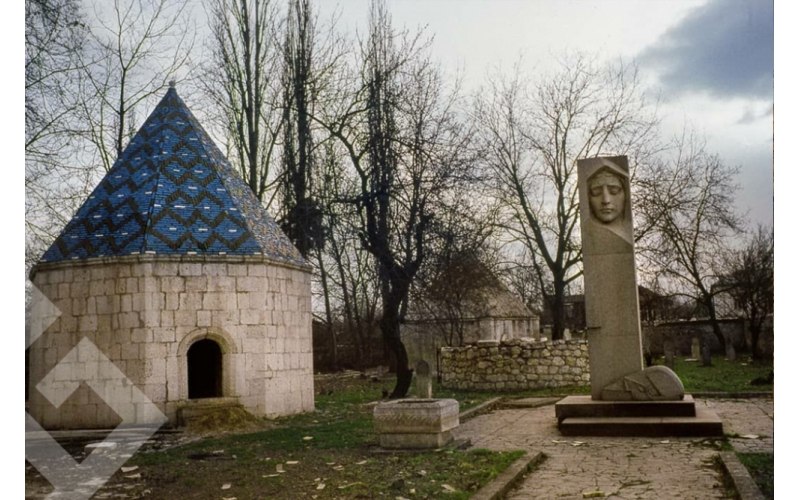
[637,130,744,354]
[721,224,773,360]
[316,0,473,396]
[278,0,345,257]
[200,0,282,202]
[77,0,194,173]
[411,190,500,348]
[25,0,90,272]
[25,0,86,171]
[473,55,659,340]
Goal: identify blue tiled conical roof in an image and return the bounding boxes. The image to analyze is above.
[39,86,305,265]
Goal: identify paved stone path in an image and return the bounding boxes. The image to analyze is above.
[705,398,774,454]
[454,397,773,499]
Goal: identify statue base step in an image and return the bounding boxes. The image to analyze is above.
[555,395,723,437]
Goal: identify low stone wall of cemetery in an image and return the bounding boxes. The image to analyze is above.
[439,339,590,391]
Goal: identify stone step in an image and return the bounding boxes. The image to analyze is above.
[177,397,243,426]
[558,406,724,437]
[555,395,698,420]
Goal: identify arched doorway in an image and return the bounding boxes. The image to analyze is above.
[187,339,223,399]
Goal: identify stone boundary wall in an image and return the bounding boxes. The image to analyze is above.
[439,339,589,391]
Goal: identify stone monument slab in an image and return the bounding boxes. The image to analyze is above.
[578,156,644,399]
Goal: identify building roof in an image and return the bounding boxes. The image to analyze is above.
[39,85,304,266]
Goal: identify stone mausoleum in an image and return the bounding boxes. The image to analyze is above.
[28,85,314,429]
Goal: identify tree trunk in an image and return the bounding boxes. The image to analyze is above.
[749,321,763,360]
[380,308,412,398]
[550,276,566,341]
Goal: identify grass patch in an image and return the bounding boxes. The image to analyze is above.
[737,453,774,499]
[656,356,773,393]
[27,374,527,499]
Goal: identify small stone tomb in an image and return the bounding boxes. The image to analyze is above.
[373,399,459,449]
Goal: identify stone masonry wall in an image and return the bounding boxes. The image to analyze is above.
[439,339,589,391]
[28,254,314,429]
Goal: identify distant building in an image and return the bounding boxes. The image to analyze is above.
[401,266,539,376]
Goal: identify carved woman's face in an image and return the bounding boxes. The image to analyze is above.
[588,172,625,224]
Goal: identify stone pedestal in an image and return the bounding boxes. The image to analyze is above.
[555,395,723,437]
[373,399,459,449]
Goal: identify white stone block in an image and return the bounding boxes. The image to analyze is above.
[227,264,247,276]
[179,263,202,276]
[202,292,227,310]
[139,277,159,292]
[173,310,195,327]
[121,343,140,360]
[153,262,178,276]
[202,263,228,276]
[197,310,212,327]
[184,276,208,292]
[208,276,236,292]
[240,308,266,325]
[211,310,238,327]
[247,264,267,277]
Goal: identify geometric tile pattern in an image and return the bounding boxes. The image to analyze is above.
[40,85,305,265]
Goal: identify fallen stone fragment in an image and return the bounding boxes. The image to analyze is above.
[356,460,368,465]
[303,436,314,441]
[338,482,363,489]
[742,434,759,439]
[276,464,284,473]
[125,474,141,479]
[660,440,670,444]
[442,484,457,492]
[120,466,139,473]
[221,483,231,490]
[286,461,300,465]
[582,491,605,498]
[262,474,280,478]
[316,483,326,490]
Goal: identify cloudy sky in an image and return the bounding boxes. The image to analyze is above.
[320,0,774,228]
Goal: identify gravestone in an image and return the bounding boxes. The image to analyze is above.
[664,339,675,370]
[691,337,701,359]
[416,360,432,399]
[726,341,737,362]
[701,340,713,367]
